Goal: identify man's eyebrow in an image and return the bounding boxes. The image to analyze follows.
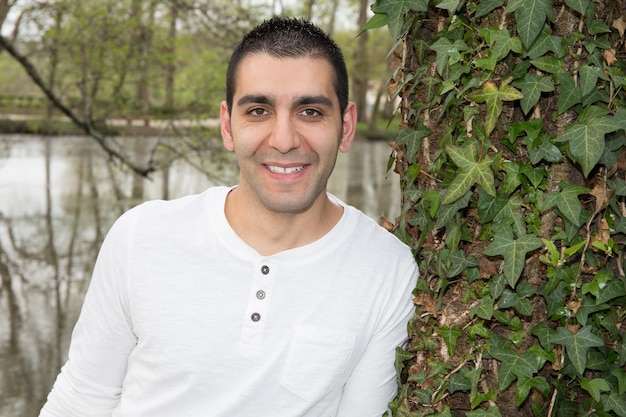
[235,94,333,108]
[294,95,333,108]
[236,94,275,107]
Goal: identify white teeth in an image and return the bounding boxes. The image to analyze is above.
[267,165,305,174]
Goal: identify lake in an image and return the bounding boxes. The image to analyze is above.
[0,133,401,417]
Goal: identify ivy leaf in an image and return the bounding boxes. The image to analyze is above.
[557,71,582,114]
[494,196,526,238]
[371,0,428,39]
[576,296,610,326]
[564,0,590,15]
[580,377,610,402]
[484,233,543,288]
[516,375,550,407]
[475,0,505,18]
[435,326,463,355]
[526,134,563,164]
[443,141,496,204]
[470,295,495,319]
[395,123,432,164]
[469,79,523,137]
[363,12,388,31]
[542,180,589,225]
[602,393,626,417]
[596,280,626,304]
[552,326,604,374]
[557,114,623,177]
[466,407,503,417]
[525,25,564,59]
[499,289,533,316]
[436,190,471,230]
[530,56,562,74]
[489,336,546,390]
[430,37,469,76]
[513,73,554,114]
[579,65,601,97]
[507,0,554,47]
[478,191,508,223]
[532,322,557,351]
[492,29,523,60]
[436,0,460,14]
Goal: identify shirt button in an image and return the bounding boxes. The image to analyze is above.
[251,313,261,322]
[256,290,266,300]
[261,265,270,275]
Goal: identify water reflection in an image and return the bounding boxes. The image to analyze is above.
[0,134,400,417]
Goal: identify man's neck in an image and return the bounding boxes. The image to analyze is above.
[224,188,343,256]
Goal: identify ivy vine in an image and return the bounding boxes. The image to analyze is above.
[367,0,626,416]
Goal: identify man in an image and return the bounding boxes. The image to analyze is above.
[40,16,418,417]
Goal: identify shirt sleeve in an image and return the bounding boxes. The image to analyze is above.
[39,209,139,417]
[336,255,418,417]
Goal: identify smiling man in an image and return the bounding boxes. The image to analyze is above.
[40,17,418,417]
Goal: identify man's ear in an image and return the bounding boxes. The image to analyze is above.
[220,101,234,151]
[339,102,357,153]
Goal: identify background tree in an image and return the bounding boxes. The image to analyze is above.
[369,0,626,416]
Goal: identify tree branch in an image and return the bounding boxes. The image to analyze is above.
[0,34,156,177]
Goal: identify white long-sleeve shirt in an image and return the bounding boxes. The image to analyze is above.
[40,186,418,417]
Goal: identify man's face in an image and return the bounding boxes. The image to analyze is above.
[220,53,356,214]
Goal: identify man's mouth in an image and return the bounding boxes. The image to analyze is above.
[266,165,305,174]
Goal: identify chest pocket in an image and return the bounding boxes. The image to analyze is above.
[280,326,356,402]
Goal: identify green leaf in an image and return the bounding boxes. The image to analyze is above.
[513,73,554,114]
[443,141,496,204]
[530,56,562,74]
[516,375,550,406]
[477,191,508,223]
[527,134,563,164]
[475,0,505,18]
[470,295,495,319]
[468,80,523,137]
[579,65,600,97]
[576,297,610,326]
[498,288,533,316]
[532,322,557,351]
[430,37,469,77]
[483,233,543,288]
[596,280,626,304]
[489,335,547,390]
[466,406,503,417]
[492,29,523,59]
[557,114,623,177]
[371,0,428,39]
[552,326,604,374]
[363,12,388,31]
[542,180,589,225]
[564,0,590,14]
[435,326,463,355]
[436,0,460,14]
[557,71,582,114]
[602,392,626,417]
[525,25,564,59]
[395,124,432,164]
[436,190,471,230]
[508,0,554,47]
[580,377,610,402]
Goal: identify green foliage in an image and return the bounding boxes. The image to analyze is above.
[370,0,626,415]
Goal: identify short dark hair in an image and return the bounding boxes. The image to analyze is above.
[225,17,349,116]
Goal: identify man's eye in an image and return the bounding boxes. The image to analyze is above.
[249,108,269,116]
[300,108,321,117]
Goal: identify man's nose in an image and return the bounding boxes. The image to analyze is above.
[268,113,301,153]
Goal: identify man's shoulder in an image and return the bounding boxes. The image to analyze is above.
[113,186,229,232]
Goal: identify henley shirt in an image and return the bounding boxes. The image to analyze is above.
[40,186,418,417]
